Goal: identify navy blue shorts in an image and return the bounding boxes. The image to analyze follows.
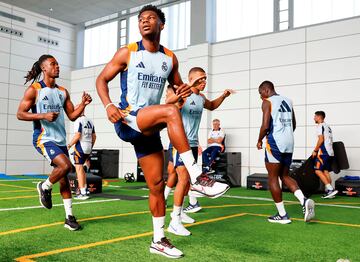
[114,120,163,159]
[73,144,90,165]
[169,146,198,168]
[314,153,332,171]
[34,141,69,164]
[265,147,293,168]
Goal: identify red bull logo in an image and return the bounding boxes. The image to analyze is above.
[342,187,357,196]
[252,182,263,189]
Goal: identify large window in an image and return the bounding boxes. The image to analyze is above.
[129,1,191,50]
[216,0,274,42]
[294,0,360,27]
[83,21,118,67]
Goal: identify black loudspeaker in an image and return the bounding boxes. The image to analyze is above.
[68,172,102,194]
[335,178,360,197]
[247,173,268,190]
[212,152,241,187]
[89,149,119,178]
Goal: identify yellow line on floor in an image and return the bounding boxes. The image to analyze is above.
[0,183,35,190]
[246,212,360,228]
[0,193,60,201]
[14,213,247,262]
[0,210,150,236]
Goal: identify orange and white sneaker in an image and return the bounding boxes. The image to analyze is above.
[150,237,184,259]
[190,173,230,199]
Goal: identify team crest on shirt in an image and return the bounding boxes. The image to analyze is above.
[50,149,55,155]
[161,62,168,72]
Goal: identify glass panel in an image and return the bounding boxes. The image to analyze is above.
[83,21,118,67]
[216,0,273,42]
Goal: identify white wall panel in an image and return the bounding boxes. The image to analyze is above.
[307,57,360,83]
[209,90,249,110]
[7,145,43,161]
[211,52,249,74]
[7,130,33,145]
[212,109,249,128]
[251,28,305,50]
[0,82,9,99]
[307,34,360,62]
[0,98,8,113]
[224,128,249,148]
[210,71,250,92]
[251,43,305,69]
[307,18,360,41]
[71,78,95,93]
[0,52,10,68]
[251,64,305,87]
[211,38,249,56]
[0,129,6,144]
[307,80,360,104]
[0,114,7,129]
[9,69,26,86]
[0,36,10,53]
[0,145,5,160]
[0,67,9,83]
[10,39,47,60]
[7,115,32,130]
[331,125,360,148]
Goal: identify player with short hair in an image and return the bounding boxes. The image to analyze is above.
[257,80,315,224]
[67,106,96,200]
[312,111,338,199]
[165,67,234,235]
[96,5,229,258]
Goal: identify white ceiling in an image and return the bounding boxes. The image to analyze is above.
[1,0,156,25]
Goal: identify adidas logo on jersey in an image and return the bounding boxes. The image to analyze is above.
[136,62,145,68]
[190,100,196,106]
[42,96,49,101]
[84,121,92,129]
[278,100,291,112]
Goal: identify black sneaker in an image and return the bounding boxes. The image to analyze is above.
[37,181,52,209]
[64,215,81,231]
[268,213,291,224]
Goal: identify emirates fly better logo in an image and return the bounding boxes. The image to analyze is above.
[343,187,357,196]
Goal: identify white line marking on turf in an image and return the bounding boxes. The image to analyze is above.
[0,199,121,212]
[224,195,360,209]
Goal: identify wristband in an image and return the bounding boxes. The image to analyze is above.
[105,103,115,110]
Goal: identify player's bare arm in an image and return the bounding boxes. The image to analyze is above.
[257,99,271,150]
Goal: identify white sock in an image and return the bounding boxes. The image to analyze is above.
[152,216,165,242]
[63,198,73,218]
[42,178,53,190]
[171,205,182,224]
[275,201,286,216]
[294,189,305,205]
[164,186,172,200]
[179,150,202,183]
[325,184,334,191]
[80,188,87,195]
[189,196,197,206]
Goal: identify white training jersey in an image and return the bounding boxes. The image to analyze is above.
[32,80,67,147]
[316,122,334,156]
[73,116,95,154]
[265,94,294,153]
[119,40,173,114]
[208,129,225,147]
